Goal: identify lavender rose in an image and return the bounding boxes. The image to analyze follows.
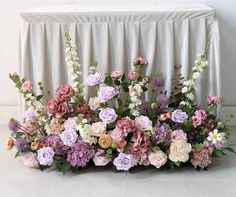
[113,153,136,171]
[99,108,118,124]
[37,147,55,166]
[60,130,78,146]
[98,86,118,103]
[135,115,152,132]
[86,72,104,86]
[171,109,188,123]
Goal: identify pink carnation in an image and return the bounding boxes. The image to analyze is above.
[116,117,135,135]
[207,96,221,105]
[47,98,69,118]
[133,56,148,65]
[192,116,202,128]
[22,80,33,92]
[195,110,207,120]
[111,70,122,79]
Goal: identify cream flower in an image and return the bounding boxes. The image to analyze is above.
[88,97,100,110]
[148,151,167,168]
[207,129,225,144]
[169,140,192,163]
[79,124,97,145]
[91,121,106,137]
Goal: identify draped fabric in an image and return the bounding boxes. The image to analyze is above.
[19,6,220,118]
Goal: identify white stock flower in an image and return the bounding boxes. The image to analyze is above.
[181,87,189,93]
[192,72,200,79]
[186,92,194,101]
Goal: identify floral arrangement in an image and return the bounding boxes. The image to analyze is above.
[6,33,235,173]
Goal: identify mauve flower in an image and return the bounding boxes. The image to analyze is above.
[148,151,167,168]
[98,86,118,103]
[86,72,104,86]
[151,123,172,146]
[202,119,215,130]
[76,103,92,118]
[171,129,187,141]
[23,121,37,135]
[156,94,169,108]
[140,101,150,115]
[15,138,28,151]
[116,117,135,135]
[8,118,19,133]
[37,147,55,166]
[192,116,202,127]
[55,84,75,101]
[151,77,165,90]
[171,109,188,123]
[64,117,77,132]
[21,152,38,168]
[135,115,152,132]
[21,80,33,92]
[133,56,148,65]
[67,140,95,167]
[111,70,122,79]
[93,149,111,166]
[109,128,125,143]
[207,96,221,105]
[99,108,118,124]
[60,130,78,147]
[47,98,69,118]
[113,153,136,171]
[24,108,37,121]
[195,110,207,120]
[128,71,136,81]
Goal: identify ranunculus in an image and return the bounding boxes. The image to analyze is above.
[192,116,202,127]
[31,141,42,151]
[195,110,207,120]
[60,130,78,146]
[113,153,136,171]
[88,97,100,110]
[128,71,136,81]
[148,151,167,168]
[99,108,118,124]
[159,112,171,121]
[171,129,187,141]
[133,56,148,65]
[111,70,122,79]
[135,115,152,132]
[171,109,188,123]
[47,98,69,118]
[86,72,104,86]
[21,80,33,92]
[169,140,192,163]
[6,137,14,150]
[98,86,118,103]
[93,149,111,166]
[98,134,113,149]
[91,121,106,137]
[55,84,75,101]
[37,147,55,166]
[21,152,38,168]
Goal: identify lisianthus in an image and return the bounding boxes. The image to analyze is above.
[64,117,78,132]
[135,115,152,132]
[207,96,221,105]
[111,70,122,79]
[113,153,136,171]
[21,152,38,168]
[21,80,33,92]
[133,56,148,65]
[93,149,111,166]
[24,108,37,121]
[151,123,172,146]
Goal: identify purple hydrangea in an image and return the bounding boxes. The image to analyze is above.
[113,153,136,171]
[151,77,165,90]
[67,140,95,167]
[8,119,19,133]
[37,147,55,166]
[171,109,188,123]
[98,86,118,103]
[99,108,118,124]
[14,138,28,151]
[86,72,104,86]
[151,123,172,146]
[156,94,169,108]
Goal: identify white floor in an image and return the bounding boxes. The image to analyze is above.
[0,124,236,197]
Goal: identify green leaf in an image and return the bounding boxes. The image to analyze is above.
[61,162,71,174]
[121,73,126,81]
[114,79,120,86]
[36,95,43,101]
[121,82,129,92]
[174,161,181,167]
[224,147,236,154]
[104,75,113,86]
[212,150,224,157]
[192,143,202,149]
[15,151,21,158]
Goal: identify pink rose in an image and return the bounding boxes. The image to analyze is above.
[192,116,202,128]
[133,56,148,65]
[171,129,187,141]
[93,149,111,166]
[135,115,152,132]
[195,110,207,120]
[109,128,124,143]
[47,98,69,118]
[55,84,75,101]
[21,152,38,168]
[21,81,33,92]
[111,70,122,79]
[128,71,136,81]
[207,96,221,105]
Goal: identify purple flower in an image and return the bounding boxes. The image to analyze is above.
[151,77,165,90]
[60,130,78,146]
[24,108,37,121]
[64,117,78,132]
[37,147,55,166]
[14,138,28,151]
[98,86,118,103]
[99,108,118,124]
[171,109,188,123]
[140,101,150,114]
[86,72,104,86]
[8,119,19,133]
[156,94,169,108]
[151,123,172,146]
[67,140,95,167]
[113,153,136,171]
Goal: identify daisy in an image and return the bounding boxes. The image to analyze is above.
[207,129,225,144]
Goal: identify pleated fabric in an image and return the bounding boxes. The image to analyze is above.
[19,7,220,118]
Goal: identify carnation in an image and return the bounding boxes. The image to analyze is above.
[98,86,118,103]
[67,140,95,167]
[113,153,136,171]
[116,117,135,135]
[47,98,69,118]
[86,72,104,86]
[171,109,188,123]
[37,147,55,166]
[99,108,118,124]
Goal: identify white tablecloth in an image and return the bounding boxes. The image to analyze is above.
[19,5,220,116]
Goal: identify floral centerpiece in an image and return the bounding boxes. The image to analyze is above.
[6,33,235,173]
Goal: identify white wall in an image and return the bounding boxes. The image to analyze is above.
[0,0,236,121]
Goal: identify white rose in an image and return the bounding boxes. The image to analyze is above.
[91,121,106,137]
[169,140,192,163]
[88,97,100,110]
[148,151,167,168]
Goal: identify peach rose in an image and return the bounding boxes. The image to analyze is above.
[49,118,64,134]
[98,134,113,149]
[148,151,167,168]
[91,121,106,137]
